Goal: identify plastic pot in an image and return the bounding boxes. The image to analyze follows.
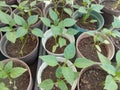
[42,29,75,57]
[76,32,115,62]
[2,58,33,90]
[37,57,77,90]
[73,10,104,37]
[0,35,39,64]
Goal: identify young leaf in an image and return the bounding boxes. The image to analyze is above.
[40,17,51,27]
[10,67,27,78]
[28,15,38,25]
[56,67,62,78]
[63,18,76,27]
[103,40,110,44]
[49,8,58,21]
[16,27,28,38]
[51,25,60,36]
[30,1,36,7]
[32,28,44,38]
[64,43,75,59]
[0,83,9,90]
[58,80,68,90]
[78,6,87,13]
[112,16,120,29]
[4,61,13,73]
[66,28,79,35]
[64,8,73,16]
[116,50,120,67]
[52,44,58,52]
[97,51,111,64]
[74,58,95,68]
[0,70,8,79]
[39,55,58,66]
[91,4,104,13]
[100,64,116,76]
[62,67,75,85]
[39,79,54,90]
[0,27,11,32]
[58,37,66,48]
[6,32,17,43]
[0,62,4,71]
[104,75,118,90]
[90,19,97,23]
[14,14,26,26]
[95,45,101,52]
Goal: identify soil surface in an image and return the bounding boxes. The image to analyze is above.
[79,66,107,90]
[78,36,107,62]
[102,1,120,11]
[45,36,70,54]
[77,17,98,30]
[42,65,71,90]
[0,61,30,90]
[6,34,37,58]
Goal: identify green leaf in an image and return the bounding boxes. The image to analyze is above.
[83,0,91,5]
[59,37,66,48]
[103,40,110,44]
[63,18,76,27]
[91,4,104,13]
[40,17,51,27]
[64,8,73,16]
[66,28,79,35]
[97,51,111,64]
[30,1,36,7]
[0,83,9,90]
[51,25,60,36]
[32,28,44,38]
[104,75,118,90]
[14,14,26,26]
[112,30,120,37]
[0,70,8,79]
[10,67,27,78]
[112,16,120,28]
[39,79,54,90]
[4,61,13,73]
[56,67,62,78]
[100,64,116,76]
[64,43,75,59]
[0,27,12,32]
[16,27,28,38]
[116,50,120,67]
[0,62,4,71]
[78,6,87,13]
[28,15,38,25]
[62,67,75,85]
[74,58,95,68]
[58,80,68,90]
[95,45,101,52]
[49,8,58,21]
[52,44,58,52]
[0,11,12,24]
[39,55,58,66]
[6,32,17,43]
[90,19,97,23]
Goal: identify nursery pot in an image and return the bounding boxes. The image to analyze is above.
[42,29,75,57]
[0,35,39,64]
[76,32,115,62]
[73,10,104,37]
[37,57,78,90]
[77,64,107,90]
[1,58,33,90]
[5,0,18,5]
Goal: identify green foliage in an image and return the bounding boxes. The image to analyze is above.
[0,60,27,90]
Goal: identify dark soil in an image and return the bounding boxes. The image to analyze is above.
[45,36,70,54]
[102,1,120,11]
[6,34,37,58]
[78,36,107,62]
[42,65,71,90]
[77,17,98,30]
[79,66,107,90]
[0,61,30,90]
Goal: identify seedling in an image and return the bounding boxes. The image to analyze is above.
[74,0,104,24]
[0,60,27,90]
[0,11,44,56]
[41,8,78,52]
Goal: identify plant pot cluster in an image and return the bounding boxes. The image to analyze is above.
[0,0,120,90]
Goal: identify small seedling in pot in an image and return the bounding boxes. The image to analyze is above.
[0,61,27,90]
[74,0,104,24]
[41,8,78,52]
[0,11,44,56]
